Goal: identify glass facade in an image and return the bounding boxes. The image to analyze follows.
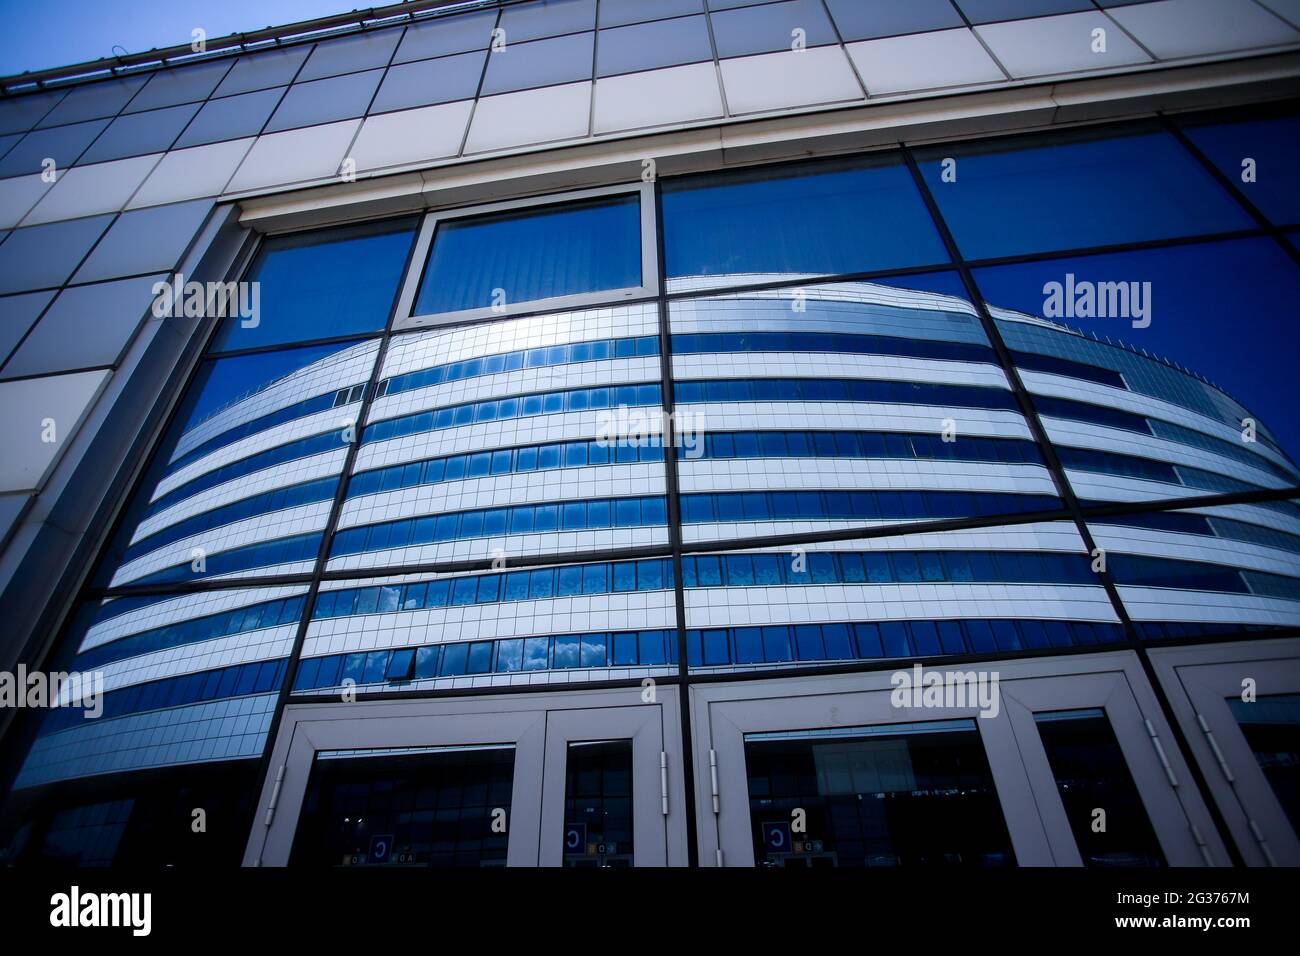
[1,4,1298,870]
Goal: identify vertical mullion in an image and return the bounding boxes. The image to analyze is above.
[653,175,701,868]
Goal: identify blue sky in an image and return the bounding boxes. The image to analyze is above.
[0,0,350,74]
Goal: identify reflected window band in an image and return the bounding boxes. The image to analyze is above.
[346,436,665,501]
[330,494,669,557]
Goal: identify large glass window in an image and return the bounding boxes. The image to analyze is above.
[661,155,949,290]
[563,740,635,867]
[1226,694,1300,833]
[913,125,1254,260]
[1034,709,1166,867]
[411,191,647,320]
[290,747,515,867]
[211,217,417,353]
[744,721,1016,867]
[1180,110,1300,226]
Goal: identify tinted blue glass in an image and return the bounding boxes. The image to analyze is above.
[211,218,415,352]
[915,126,1254,259]
[662,155,947,282]
[1182,113,1300,226]
[414,195,641,316]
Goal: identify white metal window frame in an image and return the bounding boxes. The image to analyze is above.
[391,181,659,332]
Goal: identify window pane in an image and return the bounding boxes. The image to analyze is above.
[744,720,1015,867]
[414,195,642,316]
[662,155,947,288]
[212,218,416,352]
[1180,111,1300,226]
[1035,710,1166,867]
[1227,693,1300,833]
[914,125,1253,259]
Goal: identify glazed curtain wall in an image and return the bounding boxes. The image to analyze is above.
[6,106,1300,801]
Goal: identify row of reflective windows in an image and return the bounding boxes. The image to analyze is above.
[1058,445,1181,484]
[72,596,308,671]
[290,615,1134,693]
[312,550,1101,623]
[313,558,675,619]
[1008,349,1127,390]
[361,383,662,445]
[1088,510,1300,558]
[1002,321,1291,459]
[345,436,664,500]
[679,550,1097,589]
[132,531,322,585]
[695,429,1042,465]
[39,658,288,737]
[134,542,1297,610]
[125,477,339,564]
[144,428,348,519]
[671,331,995,366]
[142,428,1285,570]
[1135,620,1287,641]
[88,508,1300,662]
[164,385,361,479]
[680,490,1060,524]
[669,333,1282,479]
[687,618,1127,668]
[344,430,1041,508]
[329,489,1066,561]
[1146,418,1296,482]
[1033,397,1293,482]
[673,377,1019,412]
[1109,554,1300,602]
[377,335,659,398]
[330,495,669,557]
[152,405,1274,551]
[294,628,678,690]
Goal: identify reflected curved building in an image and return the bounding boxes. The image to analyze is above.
[1,0,1299,870]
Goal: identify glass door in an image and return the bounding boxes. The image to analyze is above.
[1003,665,1225,866]
[540,705,673,866]
[1149,641,1300,865]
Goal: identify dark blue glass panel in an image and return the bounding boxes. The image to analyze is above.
[662,154,948,282]
[1181,112,1300,226]
[915,125,1254,259]
[414,195,641,316]
[211,217,416,352]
